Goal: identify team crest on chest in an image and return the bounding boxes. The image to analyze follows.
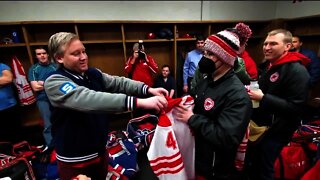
[270,72,279,82]
[204,98,214,111]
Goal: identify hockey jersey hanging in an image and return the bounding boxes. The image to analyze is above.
[11,56,36,105]
[147,95,195,180]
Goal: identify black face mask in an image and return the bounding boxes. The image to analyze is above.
[198,56,216,74]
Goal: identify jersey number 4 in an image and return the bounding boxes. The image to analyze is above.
[166,131,177,150]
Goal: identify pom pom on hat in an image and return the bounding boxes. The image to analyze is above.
[203,22,252,66]
[235,22,252,46]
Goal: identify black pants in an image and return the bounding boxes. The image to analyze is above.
[183,76,193,96]
[0,105,22,143]
[244,137,288,180]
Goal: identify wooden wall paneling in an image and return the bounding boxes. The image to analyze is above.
[245,21,272,38]
[74,23,79,36]
[0,46,30,68]
[121,24,127,65]
[21,25,33,64]
[0,23,25,45]
[209,22,235,34]
[266,18,286,32]
[0,23,29,63]
[176,22,210,39]
[24,22,78,66]
[285,15,320,36]
[1,16,319,127]
[123,22,174,42]
[77,22,122,43]
[173,25,178,82]
[246,37,265,65]
[85,43,125,76]
[284,15,320,53]
[23,22,76,46]
[146,41,175,75]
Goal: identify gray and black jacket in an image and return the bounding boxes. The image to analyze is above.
[44,67,148,163]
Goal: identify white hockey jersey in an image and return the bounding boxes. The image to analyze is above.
[147,96,195,180]
[11,56,36,106]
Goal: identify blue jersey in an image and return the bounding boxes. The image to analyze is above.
[0,63,17,111]
[28,62,57,100]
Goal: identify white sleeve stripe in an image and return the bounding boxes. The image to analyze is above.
[142,85,148,95]
[126,96,134,111]
[149,66,157,74]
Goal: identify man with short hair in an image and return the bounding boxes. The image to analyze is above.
[28,46,57,149]
[246,29,310,180]
[44,32,168,179]
[291,35,320,87]
[182,35,205,94]
[153,64,176,98]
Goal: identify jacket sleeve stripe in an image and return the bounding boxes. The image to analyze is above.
[142,85,149,95]
[126,96,137,111]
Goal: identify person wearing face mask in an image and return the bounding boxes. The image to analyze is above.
[190,24,253,96]
[191,51,251,94]
[172,23,253,180]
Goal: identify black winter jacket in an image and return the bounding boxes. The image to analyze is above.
[252,59,310,142]
[188,70,252,179]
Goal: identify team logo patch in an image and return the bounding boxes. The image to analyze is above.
[59,82,76,94]
[204,98,214,111]
[270,72,279,82]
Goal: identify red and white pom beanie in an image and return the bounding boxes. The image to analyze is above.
[203,23,252,66]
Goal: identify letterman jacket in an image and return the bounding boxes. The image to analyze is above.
[44,67,149,163]
[188,70,252,179]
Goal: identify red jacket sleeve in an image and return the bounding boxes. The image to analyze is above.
[146,55,158,74]
[124,56,134,74]
[241,51,258,80]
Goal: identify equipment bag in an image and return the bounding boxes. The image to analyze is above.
[106,130,138,180]
[0,154,36,180]
[0,141,41,161]
[126,114,158,150]
[301,160,320,180]
[12,141,41,161]
[274,142,311,179]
